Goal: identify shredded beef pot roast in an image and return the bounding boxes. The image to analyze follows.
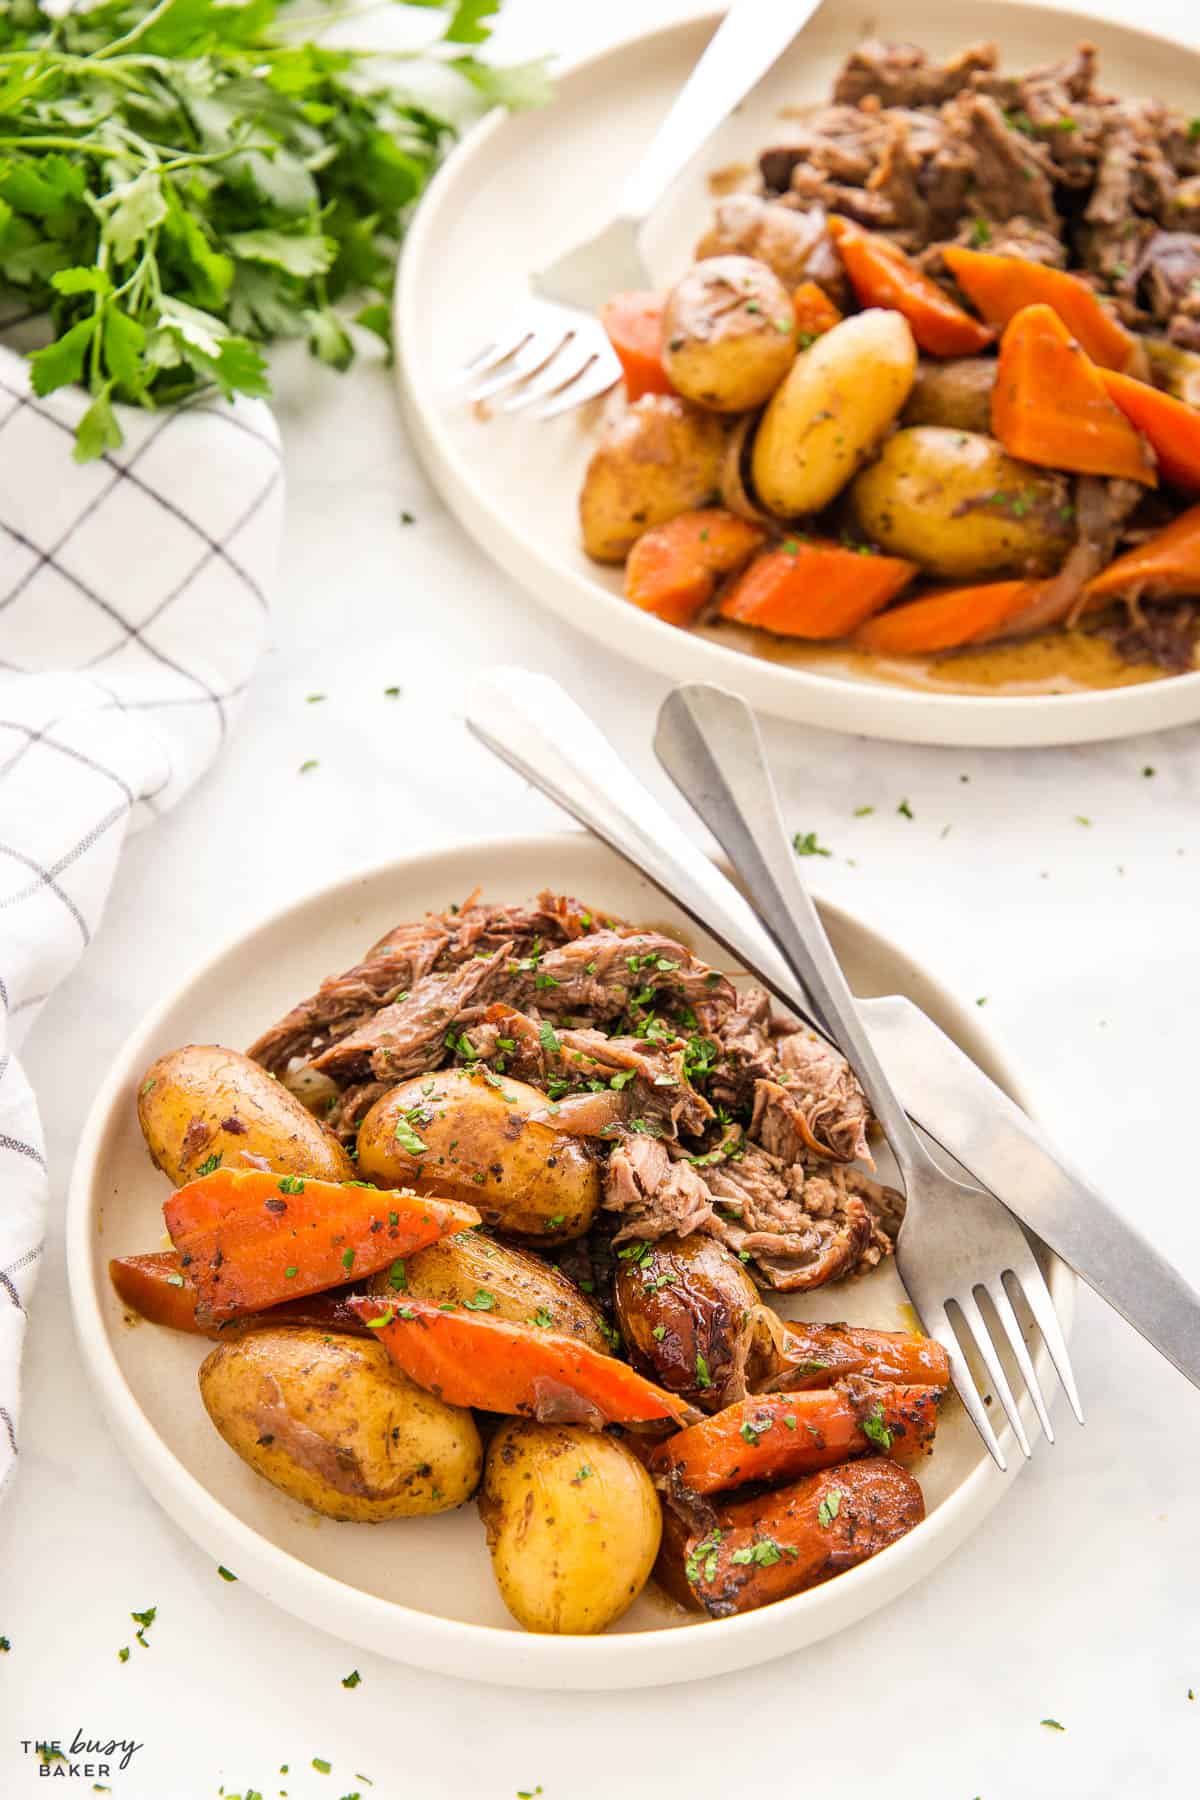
[248,892,900,1294]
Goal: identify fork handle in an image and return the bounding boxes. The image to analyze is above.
[653,684,935,1198]
[618,0,820,223]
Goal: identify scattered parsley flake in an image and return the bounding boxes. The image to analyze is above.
[853,805,874,817]
[861,1403,893,1451]
[194,1151,222,1178]
[1041,1718,1066,1732]
[464,1289,496,1311]
[652,1324,667,1341]
[217,1565,237,1582]
[817,1490,842,1528]
[792,831,832,858]
[299,759,319,775]
[313,1759,332,1774]
[694,1352,713,1389]
[342,1669,361,1688]
[897,799,914,820]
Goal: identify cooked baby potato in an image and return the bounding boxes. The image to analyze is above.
[137,1044,352,1187]
[614,1232,771,1413]
[901,357,997,434]
[479,1420,662,1633]
[751,308,917,517]
[367,1228,609,1349]
[850,427,1075,579]
[356,1069,599,1244]
[199,1327,481,1521]
[661,255,796,412]
[579,394,727,563]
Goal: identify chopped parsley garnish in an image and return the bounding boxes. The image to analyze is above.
[970,217,992,245]
[313,1758,332,1773]
[194,1152,222,1178]
[0,1635,8,1651]
[278,1175,305,1194]
[538,1020,560,1057]
[861,1403,893,1451]
[694,1352,713,1390]
[685,1528,723,1586]
[897,798,914,820]
[1041,1719,1066,1732]
[575,1465,594,1482]
[729,1537,799,1568]
[652,1324,667,1341]
[364,1308,397,1329]
[392,1117,428,1155]
[387,1259,407,1292]
[299,759,320,775]
[464,1289,496,1311]
[530,1308,554,1329]
[284,1266,298,1280]
[217,1565,237,1582]
[118,1646,130,1663]
[817,1490,843,1528]
[341,1247,355,1271]
[342,1669,362,1688]
[792,830,831,858]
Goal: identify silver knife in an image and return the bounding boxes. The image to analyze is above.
[465,665,1200,1393]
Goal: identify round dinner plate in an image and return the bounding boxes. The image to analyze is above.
[69,833,1073,1689]
[396,0,1200,748]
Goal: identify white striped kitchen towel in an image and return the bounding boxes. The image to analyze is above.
[0,345,284,1497]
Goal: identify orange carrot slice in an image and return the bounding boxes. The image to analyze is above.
[991,305,1157,486]
[828,217,994,357]
[792,280,843,340]
[108,1250,374,1338]
[854,580,1043,654]
[648,1384,941,1495]
[1084,504,1200,602]
[943,246,1137,373]
[164,1169,478,1324]
[1100,370,1200,491]
[625,508,765,626]
[348,1295,692,1425]
[599,291,673,402]
[718,539,917,639]
[774,1321,952,1391]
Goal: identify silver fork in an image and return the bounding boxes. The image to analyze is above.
[464,667,1080,1472]
[456,0,821,419]
[654,683,1076,1471]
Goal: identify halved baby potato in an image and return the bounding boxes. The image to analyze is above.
[580,394,727,563]
[662,255,796,412]
[367,1228,609,1350]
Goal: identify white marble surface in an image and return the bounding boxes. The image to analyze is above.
[4,1,1200,1794]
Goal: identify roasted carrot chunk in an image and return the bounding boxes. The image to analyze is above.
[718,539,916,639]
[164,1169,478,1324]
[991,304,1157,486]
[1100,370,1200,491]
[109,1250,373,1339]
[792,280,843,340]
[1084,504,1200,602]
[625,508,765,627]
[656,1457,925,1617]
[648,1383,940,1495]
[828,217,994,357]
[773,1321,951,1391]
[943,246,1137,373]
[348,1295,692,1425]
[853,579,1043,655]
[599,291,673,402]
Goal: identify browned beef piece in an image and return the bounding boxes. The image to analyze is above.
[972,45,1106,189]
[552,1028,714,1136]
[696,196,847,303]
[311,942,518,1082]
[989,477,1144,640]
[919,216,1068,276]
[832,39,997,109]
[760,104,889,194]
[706,1149,899,1291]
[945,93,1059,227]
[325,1078,391,1141]
[528,930,735,1022]
[604,1136,718,1242]
[765,1029,874,1164]
[707,984,775,1112]
[1134,232,1200,349]
[1169,178,1200,233]
[864,116,931,240]
[1097,602,1200,672]
[247,891,593,1074]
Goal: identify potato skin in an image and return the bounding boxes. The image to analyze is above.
[580,394,726,563]
[479,1420,662,1633]
[662,256,796,412]
[367,1229,609,1350]
[356,1069,599,1245]
[138,1044,352,1187]
[901,357,997,434]
[751,308,917,517]
[614,1233,769,1413]
[851,427,1074,580]
[199,1327,481,1521]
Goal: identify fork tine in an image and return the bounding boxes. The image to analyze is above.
[1004,1262,1084,1425]
[916,1297,1007,1472]
[500,342,598,414]
[954,1291,1032,1460]
[452,323,530,386]
[467,331,570,404]
[532,355,621,420]
[984,1277,1055,1444]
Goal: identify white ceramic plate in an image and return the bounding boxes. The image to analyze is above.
[396,0,1200,748]
[68,833,1073,1688]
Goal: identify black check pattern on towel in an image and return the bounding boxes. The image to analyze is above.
[0,348,284,1498]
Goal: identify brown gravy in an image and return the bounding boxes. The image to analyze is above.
[698,618,1169,697]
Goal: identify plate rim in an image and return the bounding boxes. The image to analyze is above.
[67,830,1074,1689]
[395,0,1200,748]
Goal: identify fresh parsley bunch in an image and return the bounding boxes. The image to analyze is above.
[0,0,546,458]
